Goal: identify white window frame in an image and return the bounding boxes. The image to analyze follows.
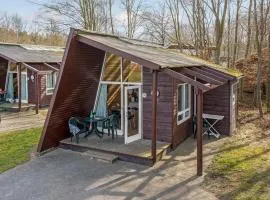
[94,53,143,138]
[177,83,191,125]
[46,72,57,95]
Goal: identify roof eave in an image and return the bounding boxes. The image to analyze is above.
[0,52,18,63]
[76,34,161,70]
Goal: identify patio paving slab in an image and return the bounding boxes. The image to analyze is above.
[0,135,223,200]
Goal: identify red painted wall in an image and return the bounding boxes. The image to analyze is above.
[142,67,174,143]
[38,35,105,152]
[0,58,8,90]
[27,70,52,106]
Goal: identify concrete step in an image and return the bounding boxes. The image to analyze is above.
[80,150,119,164]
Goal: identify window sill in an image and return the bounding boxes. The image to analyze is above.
[46,88,54,96]
[177,116,191,126]
[46,91,54,96]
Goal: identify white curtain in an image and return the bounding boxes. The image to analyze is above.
[6,73,14,100]
[95,84,108,117]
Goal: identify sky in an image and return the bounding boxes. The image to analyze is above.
[0,0,127,32]
[0,0,40,24]
[0,0,157,36]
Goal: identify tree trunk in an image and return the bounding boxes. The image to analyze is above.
[109,0,114,34]
[213,0,228,64]
[227,1,231,68]
[245,0,253,59]
[257,57,264,117]
[267,34,270,112]
[232,0,242,67]
[215,37,222,64]
[266,66,270,112]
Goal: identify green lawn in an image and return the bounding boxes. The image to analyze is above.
[203,113,270,200]
[0,128,42,173]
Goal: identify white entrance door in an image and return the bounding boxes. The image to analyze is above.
[124,85,142,144]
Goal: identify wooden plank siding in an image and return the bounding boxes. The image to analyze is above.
[26,64,57,106]
[0,57,8,90]
[38,35,105,152]
[39,74,52,106]
[203,83,231,135]
[172,79,194,148]
[27,70,37,104]
[27,71,52,106]
[142,67,174,143]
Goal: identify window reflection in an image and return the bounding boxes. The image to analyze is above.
[102,53,121,82]
[122,59,142,82]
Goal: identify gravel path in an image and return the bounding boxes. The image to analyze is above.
[0,110,47,133]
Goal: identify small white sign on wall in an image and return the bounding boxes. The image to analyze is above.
[150,90,160,97]
[142,92,147,98]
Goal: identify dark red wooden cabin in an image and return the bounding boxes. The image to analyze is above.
[0,43,63,112]
[38,29,241,175]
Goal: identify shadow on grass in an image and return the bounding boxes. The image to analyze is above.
[220,169,270,200]
[179,133,269,163]
[208,147,270,177]
[203,134,270,199]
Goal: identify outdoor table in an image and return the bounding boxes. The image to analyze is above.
[84,116,106,138]
[202,113,224,138]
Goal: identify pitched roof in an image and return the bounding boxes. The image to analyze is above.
[77,30,241,77]
[0,43,64,63]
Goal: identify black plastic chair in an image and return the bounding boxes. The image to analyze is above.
[111,109,121,129]
[102,114,118,140]
[68,117,88,143]
[0,91,7,103]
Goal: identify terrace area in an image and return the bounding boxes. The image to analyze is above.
[60,135,171,166]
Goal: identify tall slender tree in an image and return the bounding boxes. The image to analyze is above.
[232,0,243,67]
[166,0,182,51]
[121,0,144,38]
[142,2,170,45]
[253,0,270,117]
[204,0,228,64]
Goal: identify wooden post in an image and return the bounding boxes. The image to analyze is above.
[35,73,40,114]
[18,63,22,112]
[196,89,203,176]
[151,70,158,163]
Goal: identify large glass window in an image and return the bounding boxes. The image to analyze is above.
[101,53,142,83]
[46,72,58,95]
[95,52,143,135]
[102,53,121,82]
[9,62,17,72]
[122,59,142,82]
[9,62,27,72]
[177,83,191,125]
